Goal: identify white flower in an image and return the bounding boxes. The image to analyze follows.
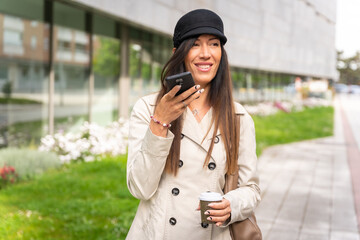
[38,118,130,163]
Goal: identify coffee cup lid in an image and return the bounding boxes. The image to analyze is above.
[199,191,222,201]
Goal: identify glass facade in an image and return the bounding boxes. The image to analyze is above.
[53,2,89,132]
[92,14,119,125]
[0,0,300,148]
[0,0,48,147]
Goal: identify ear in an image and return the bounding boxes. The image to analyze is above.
[172,48,176,54]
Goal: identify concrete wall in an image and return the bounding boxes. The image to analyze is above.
[72,0,337,79]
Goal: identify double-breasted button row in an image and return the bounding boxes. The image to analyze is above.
[201,223,209,228]
[172,188,180,196]
[169,217,177,225]
[179,160,183,168]
[208,162,216,170]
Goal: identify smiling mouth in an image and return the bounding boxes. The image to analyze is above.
[195,64,213,71]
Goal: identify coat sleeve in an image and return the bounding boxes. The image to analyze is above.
[223,113,261,224]
[126,97,174,200]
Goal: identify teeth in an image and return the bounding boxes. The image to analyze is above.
[198,65,211,69]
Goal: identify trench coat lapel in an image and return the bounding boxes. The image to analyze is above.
[149,100,248,161]
[181,104,247,162]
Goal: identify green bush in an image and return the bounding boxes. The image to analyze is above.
[2,81,12,99]
[0,148,61,180]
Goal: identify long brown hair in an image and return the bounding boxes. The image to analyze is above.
[156,38,239,176]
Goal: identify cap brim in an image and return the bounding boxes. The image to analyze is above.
[180,26,227,45]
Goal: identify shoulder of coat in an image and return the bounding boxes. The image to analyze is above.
[140,92,159,106]
[234,102,247,115]
[131,92,158,116]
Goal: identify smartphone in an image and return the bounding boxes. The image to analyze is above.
[165,72,195,96]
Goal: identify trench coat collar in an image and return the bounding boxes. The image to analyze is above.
[149,99,247,151]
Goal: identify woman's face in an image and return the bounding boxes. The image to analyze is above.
[184,34,222,88]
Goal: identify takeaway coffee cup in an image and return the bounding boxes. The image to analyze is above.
[199,192,223,224]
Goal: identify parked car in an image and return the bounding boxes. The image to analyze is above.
[348,85,360,94]
[334,83,348,93]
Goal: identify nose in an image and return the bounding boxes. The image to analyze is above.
[199,44,210,59]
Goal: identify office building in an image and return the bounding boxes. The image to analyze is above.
[0,0,337,147]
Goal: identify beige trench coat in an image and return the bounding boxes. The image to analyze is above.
[126,93,261,240]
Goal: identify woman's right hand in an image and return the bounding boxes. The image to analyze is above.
[150,84,203,137]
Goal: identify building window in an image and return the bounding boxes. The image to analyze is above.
[31,36,37,49]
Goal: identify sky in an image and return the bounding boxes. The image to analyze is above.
[335,0,360,57]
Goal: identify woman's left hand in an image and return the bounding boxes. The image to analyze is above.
[197,198,231,227]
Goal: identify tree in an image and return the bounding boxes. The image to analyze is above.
[93,38,120,78]
[337,51,360,85]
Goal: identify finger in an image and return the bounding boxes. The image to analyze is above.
[206,207,231,216]
[207,214,230,223]
[182,88,204,106]
[208,200,229,210]
[177,84,200,101]
[165,85,181,98]
[180,101,188,109]
[196,203,200,211]
[216,222,224,227]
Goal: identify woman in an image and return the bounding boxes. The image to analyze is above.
[126,9,261,240]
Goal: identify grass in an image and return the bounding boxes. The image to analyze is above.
[0,97,42,104]
[0,155,138,240]
[0,106,334,239]
[253,106,334,156]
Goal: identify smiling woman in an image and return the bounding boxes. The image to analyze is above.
[126,9,261,240]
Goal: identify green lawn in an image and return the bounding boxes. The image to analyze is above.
[253,106,334,156]
[0,106,334,239]
[0,98,41,104]
[0,155,138,240]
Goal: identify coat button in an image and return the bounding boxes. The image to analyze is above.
[201,223,209,228]
[169,217,177,225]
[208,162,216,170]
[214,136,220,144]
[181,134,184,139]
[179,160,183,168]
[172,188,180,196]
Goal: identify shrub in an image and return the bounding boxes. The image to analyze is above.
[0,165,19,189]
[2,81,12,99]
[0,148,61,180]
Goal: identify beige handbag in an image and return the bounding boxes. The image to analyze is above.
[224,171,262,240]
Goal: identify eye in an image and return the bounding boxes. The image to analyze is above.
[192,42,200,47]
[209,40,220,47]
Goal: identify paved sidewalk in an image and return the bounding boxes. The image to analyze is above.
[255,97,360,240]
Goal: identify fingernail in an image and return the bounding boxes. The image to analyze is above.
[205,211,210,215]
[195,85,200,89]
[216,223,221,227]
[207,217,212,221]
[208,203,214,207]
[198,89,204,93]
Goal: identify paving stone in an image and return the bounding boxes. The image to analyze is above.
[330,231,360,240]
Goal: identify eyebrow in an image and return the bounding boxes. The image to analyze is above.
[195,37,220,41]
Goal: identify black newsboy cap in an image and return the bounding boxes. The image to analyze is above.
[173,9,227,48]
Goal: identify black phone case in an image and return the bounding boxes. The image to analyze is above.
[165,72,195,96]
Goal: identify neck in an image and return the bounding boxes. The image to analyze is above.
[188,86,211,118]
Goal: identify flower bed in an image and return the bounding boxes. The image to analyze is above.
[39,118,129,163]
